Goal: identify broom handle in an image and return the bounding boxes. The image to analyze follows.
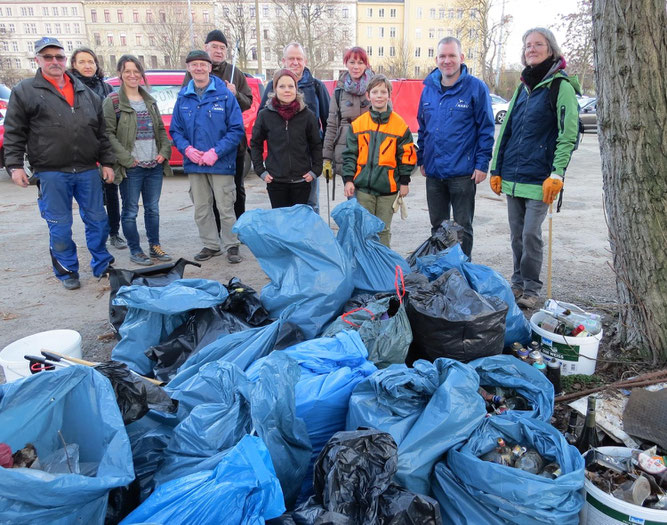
[546,203,554,299]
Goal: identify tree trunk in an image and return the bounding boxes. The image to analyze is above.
[592,0,667,362]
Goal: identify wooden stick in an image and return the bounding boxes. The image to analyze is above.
[555,369,667,403]
[546,203,554,299]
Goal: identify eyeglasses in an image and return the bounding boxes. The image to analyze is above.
[524,43,547,51]
[39,54,67,62]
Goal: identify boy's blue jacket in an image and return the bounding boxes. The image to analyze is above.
[170,75,245,175]
[417,65,495,179]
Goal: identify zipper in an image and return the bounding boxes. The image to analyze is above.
[285,118,292,175]
[512,85,531,196]
[366,120,381,193]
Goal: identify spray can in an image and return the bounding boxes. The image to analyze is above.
[511,342,525,359]
[547,359,562,396]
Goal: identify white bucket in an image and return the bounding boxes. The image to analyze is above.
[530,311,602,376]
[580,446,667,524]
[0,330,82,382]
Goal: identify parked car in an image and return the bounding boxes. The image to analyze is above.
[0,98,7,169]
[107,70,264,171]
[490,94,509,124]
[579,98,597,132]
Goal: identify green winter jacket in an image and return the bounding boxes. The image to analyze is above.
[102,86,172,184]
[342,107,416,196]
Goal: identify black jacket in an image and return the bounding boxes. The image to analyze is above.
[250,100,323,183]
[70,70,113,100]
[3,69,115,172]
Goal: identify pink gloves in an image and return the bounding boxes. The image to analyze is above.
[200,148,218,166]
[185,146,203,164]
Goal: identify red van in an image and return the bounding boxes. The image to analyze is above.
[107,70,264,171]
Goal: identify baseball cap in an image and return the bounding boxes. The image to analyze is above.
[34,37,64,54]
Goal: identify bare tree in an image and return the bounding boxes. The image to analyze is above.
[267,0,351,77]
[454,0,512,90]
[382,40,417,79]
[558,0,594,94]
[217,1,255,70]
[592,0,667,362]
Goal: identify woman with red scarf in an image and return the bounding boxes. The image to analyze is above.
[250,68,323,208]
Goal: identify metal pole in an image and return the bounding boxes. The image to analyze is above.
[546,203,554,299]
[254,0,262,76]
[187,0,195,48]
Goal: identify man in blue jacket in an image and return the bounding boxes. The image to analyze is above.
[260,42,330,215]
[170,50,245,263]
[417,37,495,258]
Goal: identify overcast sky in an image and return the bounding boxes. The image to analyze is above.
[496,0,580,67]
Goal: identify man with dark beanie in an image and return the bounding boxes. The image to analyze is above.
[182,29,253,219]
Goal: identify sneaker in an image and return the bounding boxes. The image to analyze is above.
[517,294,541,310]
[150,245,172,262]
[62,277,81,290]
[511,287,523,300]
[130,252,154,266]
[109,234,127,250]
[226,246,242,264]
[194,247,222,261]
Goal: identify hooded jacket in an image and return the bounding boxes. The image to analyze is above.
[490,58,581,200]
[170,75,245,175]
[342,106,416,196]
[250,98,323,183]
[417,64,495,179]
[3,69,115,172]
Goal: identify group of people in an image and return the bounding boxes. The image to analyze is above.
[4,27,581,308]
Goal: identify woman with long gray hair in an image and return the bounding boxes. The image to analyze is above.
[489,27,581,309]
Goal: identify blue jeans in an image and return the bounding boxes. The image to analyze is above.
[119,165,163,255]
[426,175,476,258]
[36,169,113,280]
[507,195,549,297]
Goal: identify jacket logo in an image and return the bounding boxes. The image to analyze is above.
[455,99,470,109]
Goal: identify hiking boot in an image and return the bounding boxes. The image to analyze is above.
[109,234,127,250]
[130,252,153,266]
[511,287,523,300]
[226,246,242,264]
[62,277,81,290]
[194,247,222,261]
[150,245,172,262]
[517,294,541,310]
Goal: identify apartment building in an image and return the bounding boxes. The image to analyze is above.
[356,0,404,76]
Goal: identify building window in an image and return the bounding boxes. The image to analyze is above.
[263,29,269,39]
[448,9,454,18]
[117,10,123,23]
[263,5,269,16]
[136,34,142,45]
[379,27,385,38]
[367,8,372,17]
[429,8,436,18]
[458,9,464,18]
[343,29,349,40]
[367,27,372,38]
[469,29,476,39]
[0,42,7,52]
[64,23,70,33]
[149,35,155,46]
[265,48,271,60]
[45,23,52,35]
[342,7,349,18]
[138,55,145,66]
[94,33,101,46]
[52,7,58,16]
[389,46,395,57]
[66,41,73,52]
[104,10,110,23]
[428,48,434,58]
[415,28,421,39]
[429,28,435,38]
[414,66,421,77]
[9,23,15,33]
[250,7,255,17]
[164,56,170,68]
[73,23,80,33]
[390,8,396,17]
[55,23,61,34]
[251,48,257,60]
[377,65,384,73]
[72,7,78,16]
[203,11,210,23]
[61,7,67,16]
[12,40,18,51]
[107,34,114,46]
[120,34,126,46]
[416,8,422,18]
[468,50,474,59]
[151,55,158,68]
[379,8,385,17]
[390,27,396,38]
[378,46,384,57]
[470,8,478,18]
[15,58,21,69]
[146,10,153,23]
[366,46,373,56]
[415,47,421,57]
[438,28,444,38]
[110,55,116,69]
[4,7,10,16]
[159,11,166,23]
[91,10,97,22]
[42,7,49,16]
[133,11,139,23]
[439,8,445,19]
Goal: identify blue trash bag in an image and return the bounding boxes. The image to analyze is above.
[322,295,413,368]
[120,435,285,525]
[246,331,377,501]
[416,245,530,346]
[233,205,353,338]
[157,355,311,509]
[166,311,294,391]
[331,198,411,293]
[112,279,229,375]
[346,358,487,496]
[469,355,554,422]
[0,366,135,524]
[432,414,585,525]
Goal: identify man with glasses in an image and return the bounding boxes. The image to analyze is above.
[4,37,116,290]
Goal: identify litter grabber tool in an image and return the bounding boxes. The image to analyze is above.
[546,203,553,299]
[41,349,164,386]
[24,354,67,374]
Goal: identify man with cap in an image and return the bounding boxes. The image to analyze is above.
[182,30,253,219]
[170,50,245,263]
[4,37,116,290]
[259,42,330,215]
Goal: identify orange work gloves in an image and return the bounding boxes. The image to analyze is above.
[542,174,564,204]
[490,175,502,195]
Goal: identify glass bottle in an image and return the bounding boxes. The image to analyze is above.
[575,396,600,453]
[514,448,545,474]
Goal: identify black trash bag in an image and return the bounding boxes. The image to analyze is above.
[406,269,508,364]
[224,277,271,326]
[105,478,141,525]
[406,220,464,268]
[108,258,199,337]
[94,360,178,425]
[273,321,306,350]
[145,306,253,383]
[289,429,442,525]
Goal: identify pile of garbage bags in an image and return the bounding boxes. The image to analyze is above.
[0,206,587,524]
